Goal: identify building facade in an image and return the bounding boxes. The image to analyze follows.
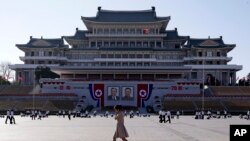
[11,7,242,86]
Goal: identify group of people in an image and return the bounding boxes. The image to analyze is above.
[19,110,50,120]
[239,110,250,120]
[5,109,15,124]
[57,110,90,119]
[195,110,232,120]
[158,110,174,123]
[2,105,130,141]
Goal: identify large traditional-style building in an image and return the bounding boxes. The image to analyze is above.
[11,7,242,85]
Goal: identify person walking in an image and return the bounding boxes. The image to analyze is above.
[176,111,180,119]
[10,110,15,124]
[207,110,212,119]
[224,110,227,119]
[247,110,250,120]
[38,111,42,120]
[68,110,71,120]
[162,111,166,123]
[166,110,171,123]
[5,110,11,124]
[158,110,163,123]
[31,110,36,120]
[113,105,129,141]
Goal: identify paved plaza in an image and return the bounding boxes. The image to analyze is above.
[0,115,249,141]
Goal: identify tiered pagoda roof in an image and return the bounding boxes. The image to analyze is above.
[16,37,68,48]
[184,37,236,49]
[164,28,189,44]
[63,28,89,40]
[82,7,170,23]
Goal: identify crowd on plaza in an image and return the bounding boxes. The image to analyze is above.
[1,109,249,126]
[0,108,151,123]
[158,109,250,122]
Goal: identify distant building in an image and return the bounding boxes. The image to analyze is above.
[10,7,242,85]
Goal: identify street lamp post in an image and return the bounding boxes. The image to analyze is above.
[202,59,205,111]
[33,67,36,111]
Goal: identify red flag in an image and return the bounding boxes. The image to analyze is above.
[94,84,104,98]
[137,84,148,107]
[143,28,149,34]
[94,84,104,107]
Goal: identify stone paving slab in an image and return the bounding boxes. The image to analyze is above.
[0,115,249,141]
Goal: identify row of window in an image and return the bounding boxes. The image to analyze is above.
[197,51,226,57]
[26,60,60,64]
[72,42,181,49]
[93,28,159,34]
[66,54,183,59]
[67,62,183,67]
[187,61,226,65]
[90,41,162,48]
[25,51,63,57]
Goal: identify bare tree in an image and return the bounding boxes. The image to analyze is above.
[0,61,12,80]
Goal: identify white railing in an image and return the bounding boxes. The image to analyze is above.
[85,33,167,37]
[183,56,232,61]
[66,59,94,63]
[57,65,192,70]
[184,64,242,70]
[93,58,157,62]
[65,58,184,63]
[9,64,59,69]
[20,56,67,61]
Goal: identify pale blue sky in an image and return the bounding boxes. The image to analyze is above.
[0,0,249,78]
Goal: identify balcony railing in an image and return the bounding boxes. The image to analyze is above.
[20,56,67,61]
[55,65,192,70]
[9,64,60,69]
[94,58,156,62]
[184,64,242,70]
[85,33,167,37]
[183,56,232,61]
[66,58,183,63]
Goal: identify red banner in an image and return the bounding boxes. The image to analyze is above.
[137,84,148,107]
[94,84,104,98]
[94,84,104,107]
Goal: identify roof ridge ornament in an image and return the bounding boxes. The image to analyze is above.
[152,6,155,11]
[98,6,101,11]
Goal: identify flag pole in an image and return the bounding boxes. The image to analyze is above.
[202,58,205,111]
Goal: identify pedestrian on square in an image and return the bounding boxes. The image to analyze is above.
[113,105,129,141]
[68,110,71,120]
[5,110,11,124]
[10,109,15,124]
[158,110,163,123]
[162,110,166,123]
[38,111,42,120]
[224,110,227,119]
[247,110,250,120]
[63,110,65,118]
[166,110,171,123]
[217,110,221,119]
[176,111,180,119]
